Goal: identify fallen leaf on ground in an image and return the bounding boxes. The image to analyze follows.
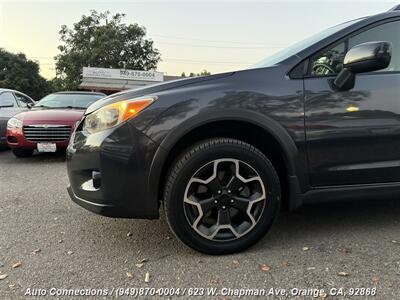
[0,274,8,280]
[339,247,352,254]
[372,276,380,283]
[138,258,148,263]
[126,272,133,278]
[127,232,133,237]
[145,272,150,283]
[302,247,309,251]
[392,240,398,244]
[232,260,240,266]
[135,263,144,268]
[67,251,73,255]
[9,284,16,288]
[338,272,349,277]
[282,261,290,267]
[307,267,316,270]
[319,291,328,298]
[165,236,171,240]
[261,264,271,272]
[32,249,41,254]
[12,262,21,269]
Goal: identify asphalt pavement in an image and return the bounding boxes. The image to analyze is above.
[0,148,399,299]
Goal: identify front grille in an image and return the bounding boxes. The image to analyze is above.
[23,125,71,142]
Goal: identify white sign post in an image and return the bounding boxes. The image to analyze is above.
[82,67,164,82]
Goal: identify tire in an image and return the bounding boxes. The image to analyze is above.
[12,148,34,158]
[164,138,281,254]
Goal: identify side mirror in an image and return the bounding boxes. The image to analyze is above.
[27,103,33,109]
[334,41,392,91]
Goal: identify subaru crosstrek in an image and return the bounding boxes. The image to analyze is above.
[67,6,400,254]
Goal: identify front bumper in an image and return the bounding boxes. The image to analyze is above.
[6,128,71,149]
[66,121,162,219]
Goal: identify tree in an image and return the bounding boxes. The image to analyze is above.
[198,69,211,76]
[0,48,51,100]
[55,10,161,90]
[188,70,211,77]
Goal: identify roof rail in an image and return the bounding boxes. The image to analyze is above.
[389,4,400,11]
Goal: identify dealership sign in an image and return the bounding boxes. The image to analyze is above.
[82,67,164,82]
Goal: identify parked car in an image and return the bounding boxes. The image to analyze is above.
[0,89,35,148]
[67,6,400,254]
[7,91,105,157]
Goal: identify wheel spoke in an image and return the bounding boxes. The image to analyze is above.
[199,197,216,213]
[232,196,251,213]
[250,191,266,203]
[217,209,231,225]
[226,175,243,192]
[206,177,222,195]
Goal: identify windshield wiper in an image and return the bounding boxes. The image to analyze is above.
[57,106,85,109]
[33,105,51,108]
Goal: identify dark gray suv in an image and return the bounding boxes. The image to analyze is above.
[67,5,400,254]
[0,89,35,147]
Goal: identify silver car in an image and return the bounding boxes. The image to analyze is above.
[0,89,35,147]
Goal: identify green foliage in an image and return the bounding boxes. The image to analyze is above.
[0,48,51,100]
[48,77,68,92]
[188,70,211,77]
[198,70,211,76]
[55,10,161,90]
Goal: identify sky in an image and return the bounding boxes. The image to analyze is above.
[0,0,397,79]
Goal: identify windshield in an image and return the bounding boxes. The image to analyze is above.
[35,93,104,109]
[251,18,364,69]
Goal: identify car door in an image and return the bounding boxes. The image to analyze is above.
[0,91,21,142]
[304,19,400,186]
[14,92,35,109]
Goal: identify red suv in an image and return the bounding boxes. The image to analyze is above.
[7,91,105,157]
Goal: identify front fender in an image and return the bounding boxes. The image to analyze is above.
[146,108,307,209]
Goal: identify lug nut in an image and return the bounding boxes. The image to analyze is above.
[214,200,218,204]
[228,190,231,194]
[217,190,222,194]
[230,199,234,203]
[222,206,226,209]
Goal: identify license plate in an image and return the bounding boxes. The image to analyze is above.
[37,143,57,152]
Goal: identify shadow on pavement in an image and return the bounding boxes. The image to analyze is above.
[0,149,66,163]
[253,197,400,250]
[73,196,400,256]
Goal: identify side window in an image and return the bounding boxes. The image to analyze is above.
[349,21,400,72]
[15,93,33,108]
[311,20,400,76]
[311,42,346,76]
[0,92,16,107]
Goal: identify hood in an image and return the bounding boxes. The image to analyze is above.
[86,71,235,114]
[15,109,85,123]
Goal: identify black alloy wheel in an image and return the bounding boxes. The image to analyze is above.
[164,138,281,254]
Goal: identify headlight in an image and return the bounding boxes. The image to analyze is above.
[83,96,157,134]
[7,117,23,129]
